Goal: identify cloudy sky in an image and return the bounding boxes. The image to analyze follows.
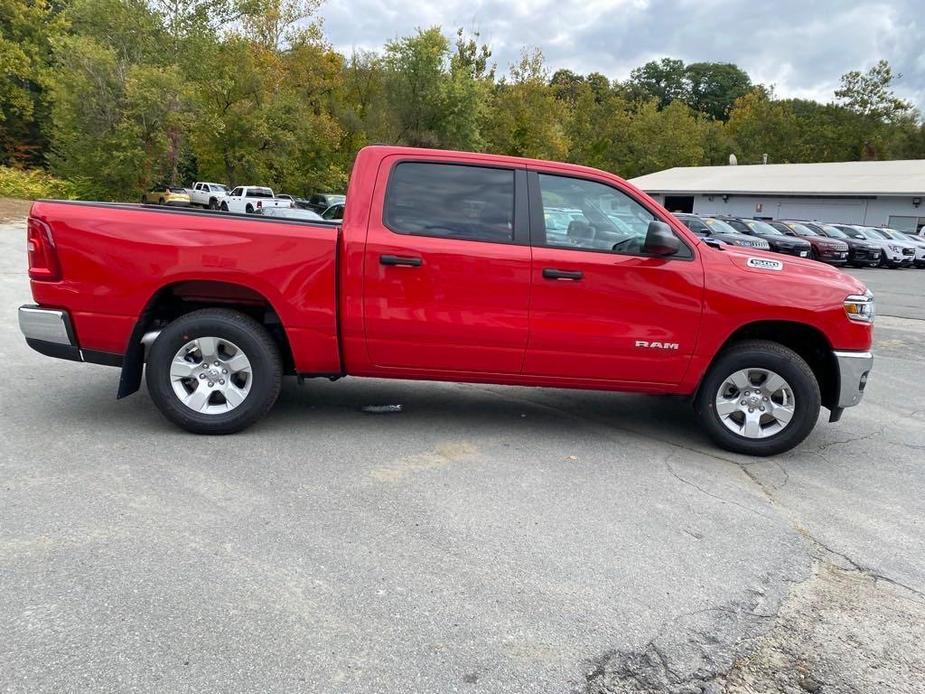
[320,0,925,109]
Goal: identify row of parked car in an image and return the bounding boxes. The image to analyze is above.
[141,182,345,221]
[674,213,925,269]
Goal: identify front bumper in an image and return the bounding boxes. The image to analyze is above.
[19,305,122,366]
[850,248,881,264]
[777,245,810,257]
[818,248,849,264]
[833,350,873,409]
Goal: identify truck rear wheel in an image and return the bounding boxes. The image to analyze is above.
[145,309,282,434]
[694,340,820,456]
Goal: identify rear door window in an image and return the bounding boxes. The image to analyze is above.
[384,162,514,243]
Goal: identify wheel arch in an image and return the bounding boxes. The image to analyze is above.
[117,279,296,398]
[701,320,838,411]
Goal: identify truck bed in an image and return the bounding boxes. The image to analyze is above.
[28,201,343,374]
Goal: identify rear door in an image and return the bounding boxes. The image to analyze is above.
[363,157,531,373]
[524,171,704,385]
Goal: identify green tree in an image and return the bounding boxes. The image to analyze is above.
[0,0,66,165]
[382,27,450,147]
[624,57,687,109]
[615,100,708,178]
[684,62,752,120]
[726,88,801,164]
[835,60,915,123]
[486,48,568,160]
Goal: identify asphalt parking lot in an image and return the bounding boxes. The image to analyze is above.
[2,216,924,693]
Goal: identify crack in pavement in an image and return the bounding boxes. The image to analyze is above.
[664,454,775,521]
[813,426,884,453]
[805,532,925,604]
[463,383,924,690]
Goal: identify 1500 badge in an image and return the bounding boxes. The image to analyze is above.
[746,257,784,271]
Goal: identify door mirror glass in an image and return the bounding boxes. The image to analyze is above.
[642,221,680,256]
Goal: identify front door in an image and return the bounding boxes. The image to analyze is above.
[363,158,532,374]
[525,171,704,385]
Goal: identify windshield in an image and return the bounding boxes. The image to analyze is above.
[834,226,864,240]
[876,228,904,241]
[703,218,742,235]
[818,224,848,239]
[786,223,818,237]
[744,220,783,236]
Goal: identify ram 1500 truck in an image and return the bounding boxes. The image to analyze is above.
[219,186,292,214]
[18,146,875,456]
[188,182,228,209]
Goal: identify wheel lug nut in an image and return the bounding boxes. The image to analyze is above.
[213,361,220,366]
[744,391,749,395]
[222,369,227,374]
[749,408,754,413]
[763,396,768,401]
[760,407,765,412]
[199,373,206,379]
[740,400,747,405]
[207,381,214,387]
[219,379,225,385]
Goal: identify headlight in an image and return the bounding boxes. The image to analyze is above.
[844,291,875,323]
[889,244,901,252]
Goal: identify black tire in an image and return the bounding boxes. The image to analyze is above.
[145,309,282,434]
[208,198,218,210]
[694,340,821,456]
[245,204,254,214]
[220,202,228,212]
[158,197,165,205]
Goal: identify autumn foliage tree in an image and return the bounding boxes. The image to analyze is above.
[1,0,922,200]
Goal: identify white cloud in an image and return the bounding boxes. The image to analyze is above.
[319,0,925,109]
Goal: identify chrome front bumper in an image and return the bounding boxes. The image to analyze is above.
[833,350,873,409]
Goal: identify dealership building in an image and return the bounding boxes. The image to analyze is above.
[629,159,925,232]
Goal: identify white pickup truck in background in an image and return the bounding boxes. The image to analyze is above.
[188,182,228,209]
[220,186,293,214]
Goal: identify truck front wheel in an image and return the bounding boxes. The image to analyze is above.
[145,309,282,434]
[694,340,820,456]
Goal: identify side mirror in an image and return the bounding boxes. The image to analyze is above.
[643,220,680,256]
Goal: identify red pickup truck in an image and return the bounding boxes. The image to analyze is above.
[19,146,874,455]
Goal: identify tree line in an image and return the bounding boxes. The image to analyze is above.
[2,0,924,201]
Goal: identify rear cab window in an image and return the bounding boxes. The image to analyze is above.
[384,162,515,243]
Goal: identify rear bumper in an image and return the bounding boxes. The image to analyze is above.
[833,350,873,409]
[19,305,122,366]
